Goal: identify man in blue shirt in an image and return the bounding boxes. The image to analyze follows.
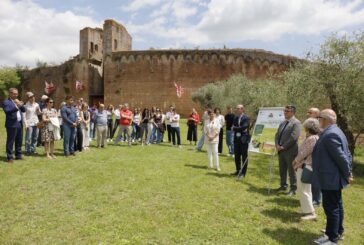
[61,95,78,156]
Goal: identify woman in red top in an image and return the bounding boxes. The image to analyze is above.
[187,108,200,145]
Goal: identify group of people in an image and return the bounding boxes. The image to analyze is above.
[2,88,353,245]
[274,105,352,245]
[1,88,189,159]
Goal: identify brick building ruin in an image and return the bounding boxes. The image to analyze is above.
[21,19,296,116]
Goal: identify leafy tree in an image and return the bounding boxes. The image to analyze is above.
[191,74,287,123]
[0,67,21,99]
[192,32,364,156]
[284,32,364,155]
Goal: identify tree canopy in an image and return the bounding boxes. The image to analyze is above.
[192,31,364,155]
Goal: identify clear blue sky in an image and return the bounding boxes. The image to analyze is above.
[1,0,363,67]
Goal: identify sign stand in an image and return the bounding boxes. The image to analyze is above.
[236,157,249,181]
[247,107,285,195]
[267,151,276,195]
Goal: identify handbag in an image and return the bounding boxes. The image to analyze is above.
[301,164,313,184]
[36,121,45,129]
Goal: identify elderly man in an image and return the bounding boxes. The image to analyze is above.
[2,88,26,163]
[275,105,301,196]
[116,103,133,146]
[94,104,108,148]
[312,109,352,245]
[307,107,320,119]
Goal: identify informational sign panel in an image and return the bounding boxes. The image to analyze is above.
[249,107,285,155]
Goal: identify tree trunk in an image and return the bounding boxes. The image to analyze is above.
[328,93,356,157]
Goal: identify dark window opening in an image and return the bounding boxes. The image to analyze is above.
[90,42,94,53]
[114,39,118,50]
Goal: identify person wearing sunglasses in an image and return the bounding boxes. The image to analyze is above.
[275,105,302,196]
[41,98,59,159]
[312,109,353,245]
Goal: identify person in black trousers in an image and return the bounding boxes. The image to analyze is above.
[74,102,83,152]
[214,108,225,154]
[231,104,250,178]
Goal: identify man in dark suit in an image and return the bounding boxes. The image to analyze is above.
[2,88,26,163]
[312,109,352,245]
[231,104,250,178]
[275,105,301,196]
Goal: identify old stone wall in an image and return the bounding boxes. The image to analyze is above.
[79,27,103,62]
[103,49,295,116]
[103,19,132,56]
[21,58,102,107]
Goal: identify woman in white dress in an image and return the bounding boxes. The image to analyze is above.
[204,109,221,171]
[80,103,90,150]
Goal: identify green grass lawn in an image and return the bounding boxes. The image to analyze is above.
[0,113,363,244]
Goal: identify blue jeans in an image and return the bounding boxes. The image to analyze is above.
[89,121,96,139]
[196,131,205,150]
[156,129,163,144]
[312,183,322,204]
[226,130,234,155]
[171,127,181,145]
[63,124,76,155]
[150,125,157,143]
[25,126,39,154]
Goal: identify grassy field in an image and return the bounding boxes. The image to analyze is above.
[0,113,363,244]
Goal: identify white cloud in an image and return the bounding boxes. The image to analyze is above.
[122,0,162,12]
[194,0,364,43]
[129,0,364,45]
[0,0,99,67]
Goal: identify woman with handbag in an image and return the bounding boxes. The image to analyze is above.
[41,98,58,159]
[292,118,320,220]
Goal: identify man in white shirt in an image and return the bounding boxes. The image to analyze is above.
[165,106,173,143]
[23,92,41,155]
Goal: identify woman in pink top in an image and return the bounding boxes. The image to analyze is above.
[293,118,320,220]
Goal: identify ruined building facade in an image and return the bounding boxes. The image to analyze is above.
[22,19,296,116]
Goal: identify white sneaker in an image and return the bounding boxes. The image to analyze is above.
[217,167,221,171]
[313,235,329,244]
[301,213,317,221]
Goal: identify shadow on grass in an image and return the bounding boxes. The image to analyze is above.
[261,207,300,223]
[184,164,208,170]
[205,172,233,178]
[263,227,318,245]
[245,182,271,196]
[267,197,300,208]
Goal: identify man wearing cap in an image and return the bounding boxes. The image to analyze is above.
[275,105,302,196]
[2,88,26,163]
[23,92,41,155]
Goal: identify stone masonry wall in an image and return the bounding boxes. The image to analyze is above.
[103,49,295,116]
[21,58,102,107]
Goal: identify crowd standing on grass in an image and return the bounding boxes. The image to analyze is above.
[1,88,353,245]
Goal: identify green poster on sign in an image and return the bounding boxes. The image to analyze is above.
[249,107,285,156]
